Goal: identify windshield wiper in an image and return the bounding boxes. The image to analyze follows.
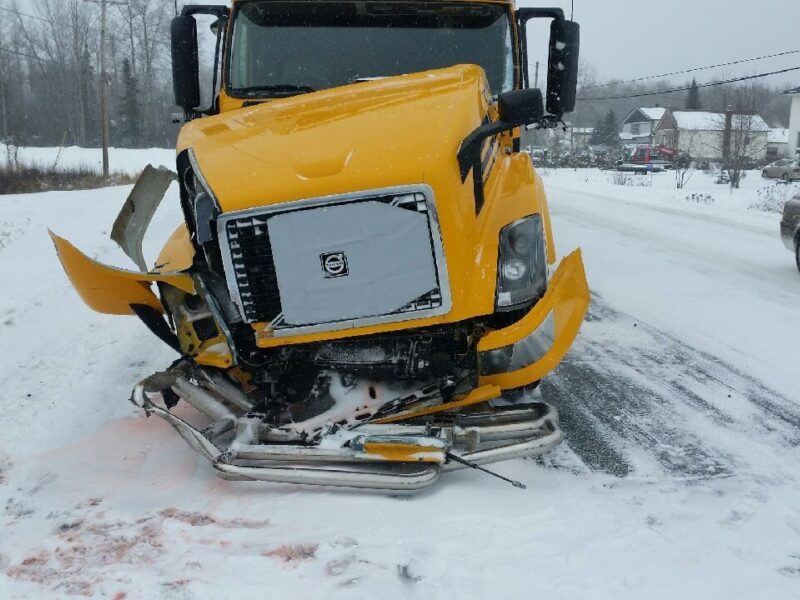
[239,84,315,98]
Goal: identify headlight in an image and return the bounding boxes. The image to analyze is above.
[496,215,547,310]
[183,150,221,245]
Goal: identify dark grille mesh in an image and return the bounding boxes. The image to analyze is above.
[225,216,282,323]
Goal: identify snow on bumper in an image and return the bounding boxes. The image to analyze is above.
[477,249,590,390]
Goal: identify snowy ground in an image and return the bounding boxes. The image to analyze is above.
[1,162,799,599]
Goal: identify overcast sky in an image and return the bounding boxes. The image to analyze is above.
[522,0,800,90]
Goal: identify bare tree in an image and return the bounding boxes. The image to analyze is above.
[709,84,769,190]
[674,130,699,189]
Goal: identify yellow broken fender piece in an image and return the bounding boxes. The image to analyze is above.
[50,231,195,316]
[372,384,502,425]
[478,249,590,389]
[362,442,445,464]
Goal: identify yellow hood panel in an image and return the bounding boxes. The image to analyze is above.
[178,65,490,213]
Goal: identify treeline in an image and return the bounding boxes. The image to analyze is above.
[572,61,793,130]
[0,0,179,149]
[0,2,794,151]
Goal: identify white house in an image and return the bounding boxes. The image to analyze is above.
[767,129,790,160]
[619,107,666,145]
[569,126,594,151]
[785,86,800,158]
[653,110,770,161]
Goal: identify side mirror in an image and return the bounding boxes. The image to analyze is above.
[546,20,580,117]
[498,88,545,126]
[171,16,200,113]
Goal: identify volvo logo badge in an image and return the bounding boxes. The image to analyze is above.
[321,252,349,278]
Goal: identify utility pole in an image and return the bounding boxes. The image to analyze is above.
[0,52,8,145]
[84,0,128,178]
[533,61,540,89]
[722,105,733,170]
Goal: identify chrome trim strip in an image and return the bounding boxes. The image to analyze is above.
[216,184,452,336]
[188,148,222,212]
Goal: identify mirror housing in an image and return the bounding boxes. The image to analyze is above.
[498,88,545,126]
[171,15,201,113]
[546,20,580,117]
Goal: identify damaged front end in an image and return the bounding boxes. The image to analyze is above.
[52,69,589,493]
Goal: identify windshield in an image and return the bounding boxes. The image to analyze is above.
[228,1,515,98]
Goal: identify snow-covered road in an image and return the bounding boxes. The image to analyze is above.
[1,167,799,599]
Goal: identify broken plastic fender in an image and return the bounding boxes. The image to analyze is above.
[477,249,590,390]
[50,232,195,315]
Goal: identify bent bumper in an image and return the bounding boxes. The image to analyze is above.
[477,249,590,390]
[132,382,563,493]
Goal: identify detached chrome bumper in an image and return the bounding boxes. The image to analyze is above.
[478,249,590,391]
[132,383,562,494]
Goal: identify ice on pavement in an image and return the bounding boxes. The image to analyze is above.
[1,159,799,599]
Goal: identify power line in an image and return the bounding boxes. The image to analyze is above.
[0,5,50,23]
[578,66,800,101]
[582,49,800,89]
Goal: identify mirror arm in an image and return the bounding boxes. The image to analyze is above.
[457,121,515,182]
[203,15,227,116]
[181,5,229,19]
[517,8,564,21]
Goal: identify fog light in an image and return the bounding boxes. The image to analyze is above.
[479,347,513,375]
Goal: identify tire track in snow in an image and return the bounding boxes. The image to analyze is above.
[541,293,800,479]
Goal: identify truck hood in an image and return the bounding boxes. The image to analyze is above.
[178,65,491,213]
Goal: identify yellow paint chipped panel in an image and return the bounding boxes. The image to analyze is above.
[372,385,501,424]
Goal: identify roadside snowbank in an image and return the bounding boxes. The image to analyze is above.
[1,145,175,176]
[539,167,800,224]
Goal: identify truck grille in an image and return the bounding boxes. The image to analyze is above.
[218,186,451,335]
[223,216,283,323]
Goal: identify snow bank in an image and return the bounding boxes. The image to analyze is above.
[1,145,175,176]
[538,167,799,220]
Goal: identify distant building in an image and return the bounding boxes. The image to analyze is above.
[569,127,594,151]
[619,107,667,146]
[784,86,800,158]
[767,128,790,160]
[653,109,769,161]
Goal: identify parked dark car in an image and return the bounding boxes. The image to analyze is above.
[780,193,800,272]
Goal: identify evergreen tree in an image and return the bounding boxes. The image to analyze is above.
[590,113,606,146]
[118,58,141,148]
[602,109,619,147]
[686,78,702,110]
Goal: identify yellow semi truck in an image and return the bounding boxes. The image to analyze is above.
[52,0,589,492]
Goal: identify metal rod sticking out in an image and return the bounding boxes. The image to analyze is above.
[446,453,527,490]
